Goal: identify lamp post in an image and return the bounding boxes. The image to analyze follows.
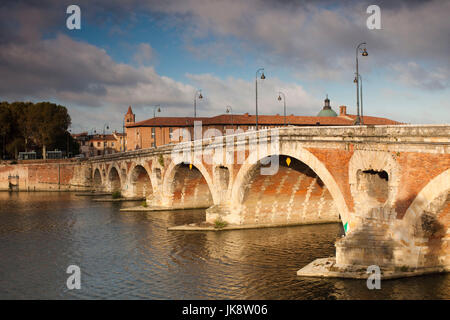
[122,119,125,152]
[255,68,266,130]
[194,90,203,118]
[353,73,365,125]
[355,42,368,125]
[277,91,287,126]
[2,135,5,160]
[152,104,161,118]
[66,129,71,158]
[226,105,234,132]
[103,124,109,156]
[359,74,364,125]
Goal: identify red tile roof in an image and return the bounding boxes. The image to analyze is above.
[90,134,118,141]
[126,113,401,127]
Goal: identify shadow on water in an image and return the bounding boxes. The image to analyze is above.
[0,192,448,299]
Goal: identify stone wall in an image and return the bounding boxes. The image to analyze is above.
[0,160,91,191]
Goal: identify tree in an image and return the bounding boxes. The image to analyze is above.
[0,101,73,159]
[0,102,12,159]
[30,102,71,159]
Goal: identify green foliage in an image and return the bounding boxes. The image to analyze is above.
[214,217,228,229]
[0,101,72,159]
[158,154,164,167]
[111,191,122,199]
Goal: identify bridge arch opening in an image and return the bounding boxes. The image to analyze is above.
[404,170,450,269]
[356,169,389,206]
[108,167,121,192]
[93,168,102,190]
[214,166,230,191]
[130,165,152,198]
[238,155,341,225]
[168,163,213,209]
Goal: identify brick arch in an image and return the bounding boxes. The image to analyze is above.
[128,163,153,198]
[93,168,102,189]
[404,169,450,223]
[349,150,400,210]
[162,158,217,207]
[231,147,350,226]
[401,169,450,269]
[107,165,122,192]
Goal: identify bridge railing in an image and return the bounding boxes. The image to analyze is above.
[88,124,450,163]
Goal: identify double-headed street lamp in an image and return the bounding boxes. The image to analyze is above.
[194,90,203,118]
[152,104,161,118]
[277,91,287,126]
[255,68,266,130]
[225,105,234,131]
[355,42,368,125]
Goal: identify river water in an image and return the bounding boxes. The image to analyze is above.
[0,192,448,300]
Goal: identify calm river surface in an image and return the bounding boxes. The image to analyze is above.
[0,192,449,299]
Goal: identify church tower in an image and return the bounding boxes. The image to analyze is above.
[125,106,135,124]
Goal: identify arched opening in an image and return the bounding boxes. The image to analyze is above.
[240,155,340,225]
[93,169,102,190]
[414,190,450,269]
[214,166,230,191]
[169,163,213,209]
[356,169,389,206]
[130,165,152,198]
[108,167,121,192]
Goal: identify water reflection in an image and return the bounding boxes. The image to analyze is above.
[0,192,448,299]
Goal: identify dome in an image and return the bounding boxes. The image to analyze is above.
[317,108,338,117]
[317,94,338,117]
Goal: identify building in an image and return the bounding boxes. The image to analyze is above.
[317,95,338,117]
[72,131,125,157]
[124,97,401,151]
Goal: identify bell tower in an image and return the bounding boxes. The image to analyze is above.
[125,106,135,124]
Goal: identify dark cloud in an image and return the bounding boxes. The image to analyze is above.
[0,0,447,131]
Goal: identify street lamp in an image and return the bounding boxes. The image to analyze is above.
[103,124,109,156]
[67,129,71,158]
[354,74,364,125]
[355,42,368,125]
[194,90,203,118]
[226,105,234,132]
[152,104,161,118]
[255,68,266,130]
[277,91,287,126]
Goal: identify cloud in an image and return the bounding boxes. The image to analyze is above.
[0,30,319,132]
[0,0,448,131]
[132,43,155,66]
[148,0,450,85]
[391,62,449,91]
[185,73,320,116]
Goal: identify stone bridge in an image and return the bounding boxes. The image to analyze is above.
[88,124,450,277]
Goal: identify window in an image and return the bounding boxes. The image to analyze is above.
[111,142,114,147]
[151,127,155,138]
[169,127,173,139]
[151,142,156,148]
[97,142,100,147]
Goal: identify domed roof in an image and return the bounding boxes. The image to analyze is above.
[317,94,338,117]
[317,108,338,117]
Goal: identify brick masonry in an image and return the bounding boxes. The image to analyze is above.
[1,124,449,272]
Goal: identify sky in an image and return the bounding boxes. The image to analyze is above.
[0,0,449,133]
